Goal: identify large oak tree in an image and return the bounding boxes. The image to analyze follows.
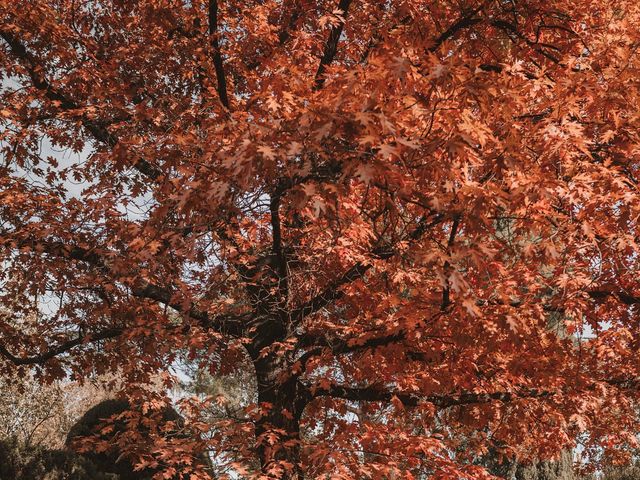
[1,0,640,478]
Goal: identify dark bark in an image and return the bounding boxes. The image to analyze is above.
[313,0,354,90]
[208,0,230,109]
[252,350,311,479]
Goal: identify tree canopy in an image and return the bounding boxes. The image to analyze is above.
[1,0,640,478]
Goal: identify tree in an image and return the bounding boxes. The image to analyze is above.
[1,0,640,478]
[0,362,112,449]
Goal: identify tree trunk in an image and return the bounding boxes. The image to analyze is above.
[253,353,309,479]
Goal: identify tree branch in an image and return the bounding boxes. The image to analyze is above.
[0,271,248,366]
[315,376,640,409]
[0,328,122,366]
[489,19,561,64]
[290,261,370,326]
[129,281,247,336]
[441,215,461,310]
[428,11,483,53]
[269,194,289,306]
[290,213,445,325]
[208,0,230,109]
[277,0,304,46]
[5,233,246,337]
[587,289,640,305]
[313,0,354,90]
[296,311,447,359]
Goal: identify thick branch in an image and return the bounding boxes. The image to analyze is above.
[277,0,304,45]
[313,0,354,90]
[296,310,447,359]
[6,234,246,336]
[129,281,247,336]
[270,194,289,305]
[0,265,249,366]
[317,376,640,409]
[588,289,640,305]
[208,0,230,109]
[489,19,561,64]
[428,11,483,53]
[290,261,371,326]
[296,331,404,368]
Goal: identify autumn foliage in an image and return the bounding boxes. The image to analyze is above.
[1,0,640,478]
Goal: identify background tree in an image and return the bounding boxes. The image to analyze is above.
[0,348,112,449]
[595,462,640,480]
[2,0,640,478]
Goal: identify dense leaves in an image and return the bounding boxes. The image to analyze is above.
[1,0,640,478]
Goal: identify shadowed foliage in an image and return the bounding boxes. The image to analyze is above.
[0,436,117,480]
[66,399,211,480]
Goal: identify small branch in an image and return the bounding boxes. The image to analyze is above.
[208,0,230,109]
[313,0,354,90]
